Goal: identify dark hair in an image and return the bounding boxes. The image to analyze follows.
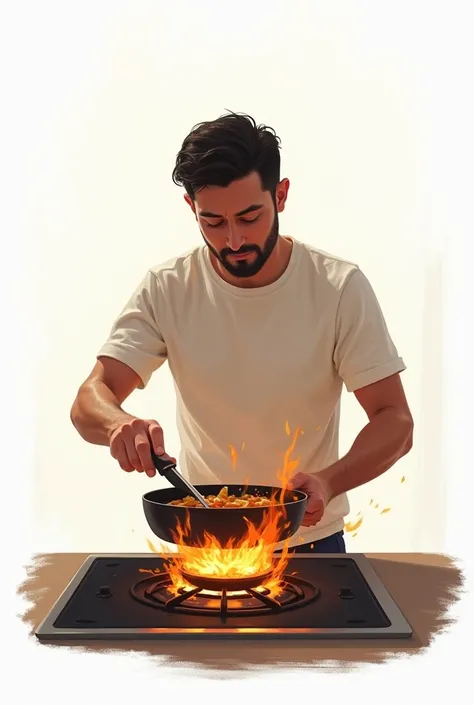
[172,111,281,200]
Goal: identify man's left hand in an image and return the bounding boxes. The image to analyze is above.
[288,472,330,527]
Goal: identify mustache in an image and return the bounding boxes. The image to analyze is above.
[221,245,260,258]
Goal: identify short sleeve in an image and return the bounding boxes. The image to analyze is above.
[333,269,406,393]
[97,270,167,389]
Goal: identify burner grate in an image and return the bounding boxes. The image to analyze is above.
[130,573,320,621]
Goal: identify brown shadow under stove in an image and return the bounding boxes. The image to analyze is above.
[18,553,464,675]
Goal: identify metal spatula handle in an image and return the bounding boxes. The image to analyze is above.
[150,451,210,508]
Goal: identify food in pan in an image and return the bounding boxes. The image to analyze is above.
[167,485,299,508]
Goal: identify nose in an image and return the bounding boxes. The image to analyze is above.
[227,227,245,251]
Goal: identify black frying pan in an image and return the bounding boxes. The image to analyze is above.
[142,452,308,547]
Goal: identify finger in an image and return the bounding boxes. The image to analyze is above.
[111,439,135,472]
[147,420,165,455]
[121,425,144,472]
[289,472,316,494]
[301,510,324,527]
[288,472,305,490]
[135,431,156,478]
[158,453,176,463]
[307,497,324,514]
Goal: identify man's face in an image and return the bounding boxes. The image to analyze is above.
[185,171,289,279]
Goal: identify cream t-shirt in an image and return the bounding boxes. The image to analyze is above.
[98,238,406,547]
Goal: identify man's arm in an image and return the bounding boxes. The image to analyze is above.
[317,372,413,501]
[72,268,168,449]
[290,269,412,520]
[70,357,142,446]
[318,266,412,500]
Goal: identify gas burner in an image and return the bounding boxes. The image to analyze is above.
[179,568,273,592]
[130,572,320,620]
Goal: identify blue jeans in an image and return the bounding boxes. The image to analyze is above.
[274,530,346,554]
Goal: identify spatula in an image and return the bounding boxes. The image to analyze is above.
[150,451,210,508]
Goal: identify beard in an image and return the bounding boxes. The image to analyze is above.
[202,212,280,279]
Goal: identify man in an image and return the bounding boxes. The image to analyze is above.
[70,112,413,554]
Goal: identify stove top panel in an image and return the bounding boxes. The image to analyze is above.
[35,553,413,641]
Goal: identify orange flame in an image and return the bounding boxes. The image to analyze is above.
[229,444,238,470]
[345,516,363,532]
[147,504,292,598]
[277,424,303,494]
[147,424,303,598]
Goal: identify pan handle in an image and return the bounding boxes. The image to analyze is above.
[150,449,210,507]
[150,450,176,476]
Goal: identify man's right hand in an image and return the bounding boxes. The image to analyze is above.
[108,417,176,477]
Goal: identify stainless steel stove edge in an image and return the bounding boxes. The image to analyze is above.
[34,553,413,641]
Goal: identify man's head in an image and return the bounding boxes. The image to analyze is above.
[172,112,289,279]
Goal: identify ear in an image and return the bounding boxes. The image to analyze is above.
[275,178,290,213]
[184,193,196,215]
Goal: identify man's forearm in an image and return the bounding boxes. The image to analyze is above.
[318,408,414,501]
[70,382,133,446]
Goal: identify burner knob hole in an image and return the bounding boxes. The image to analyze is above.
[338,588,355,599]
[96,585,113,598]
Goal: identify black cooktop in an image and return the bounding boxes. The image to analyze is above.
[35,553,413,640]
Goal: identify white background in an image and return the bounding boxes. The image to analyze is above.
[2,0,473,695]
[13,0,449,554]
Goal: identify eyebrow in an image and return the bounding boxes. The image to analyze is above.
[199,204,264,219]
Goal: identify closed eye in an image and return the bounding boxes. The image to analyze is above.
[205,215,261,229]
